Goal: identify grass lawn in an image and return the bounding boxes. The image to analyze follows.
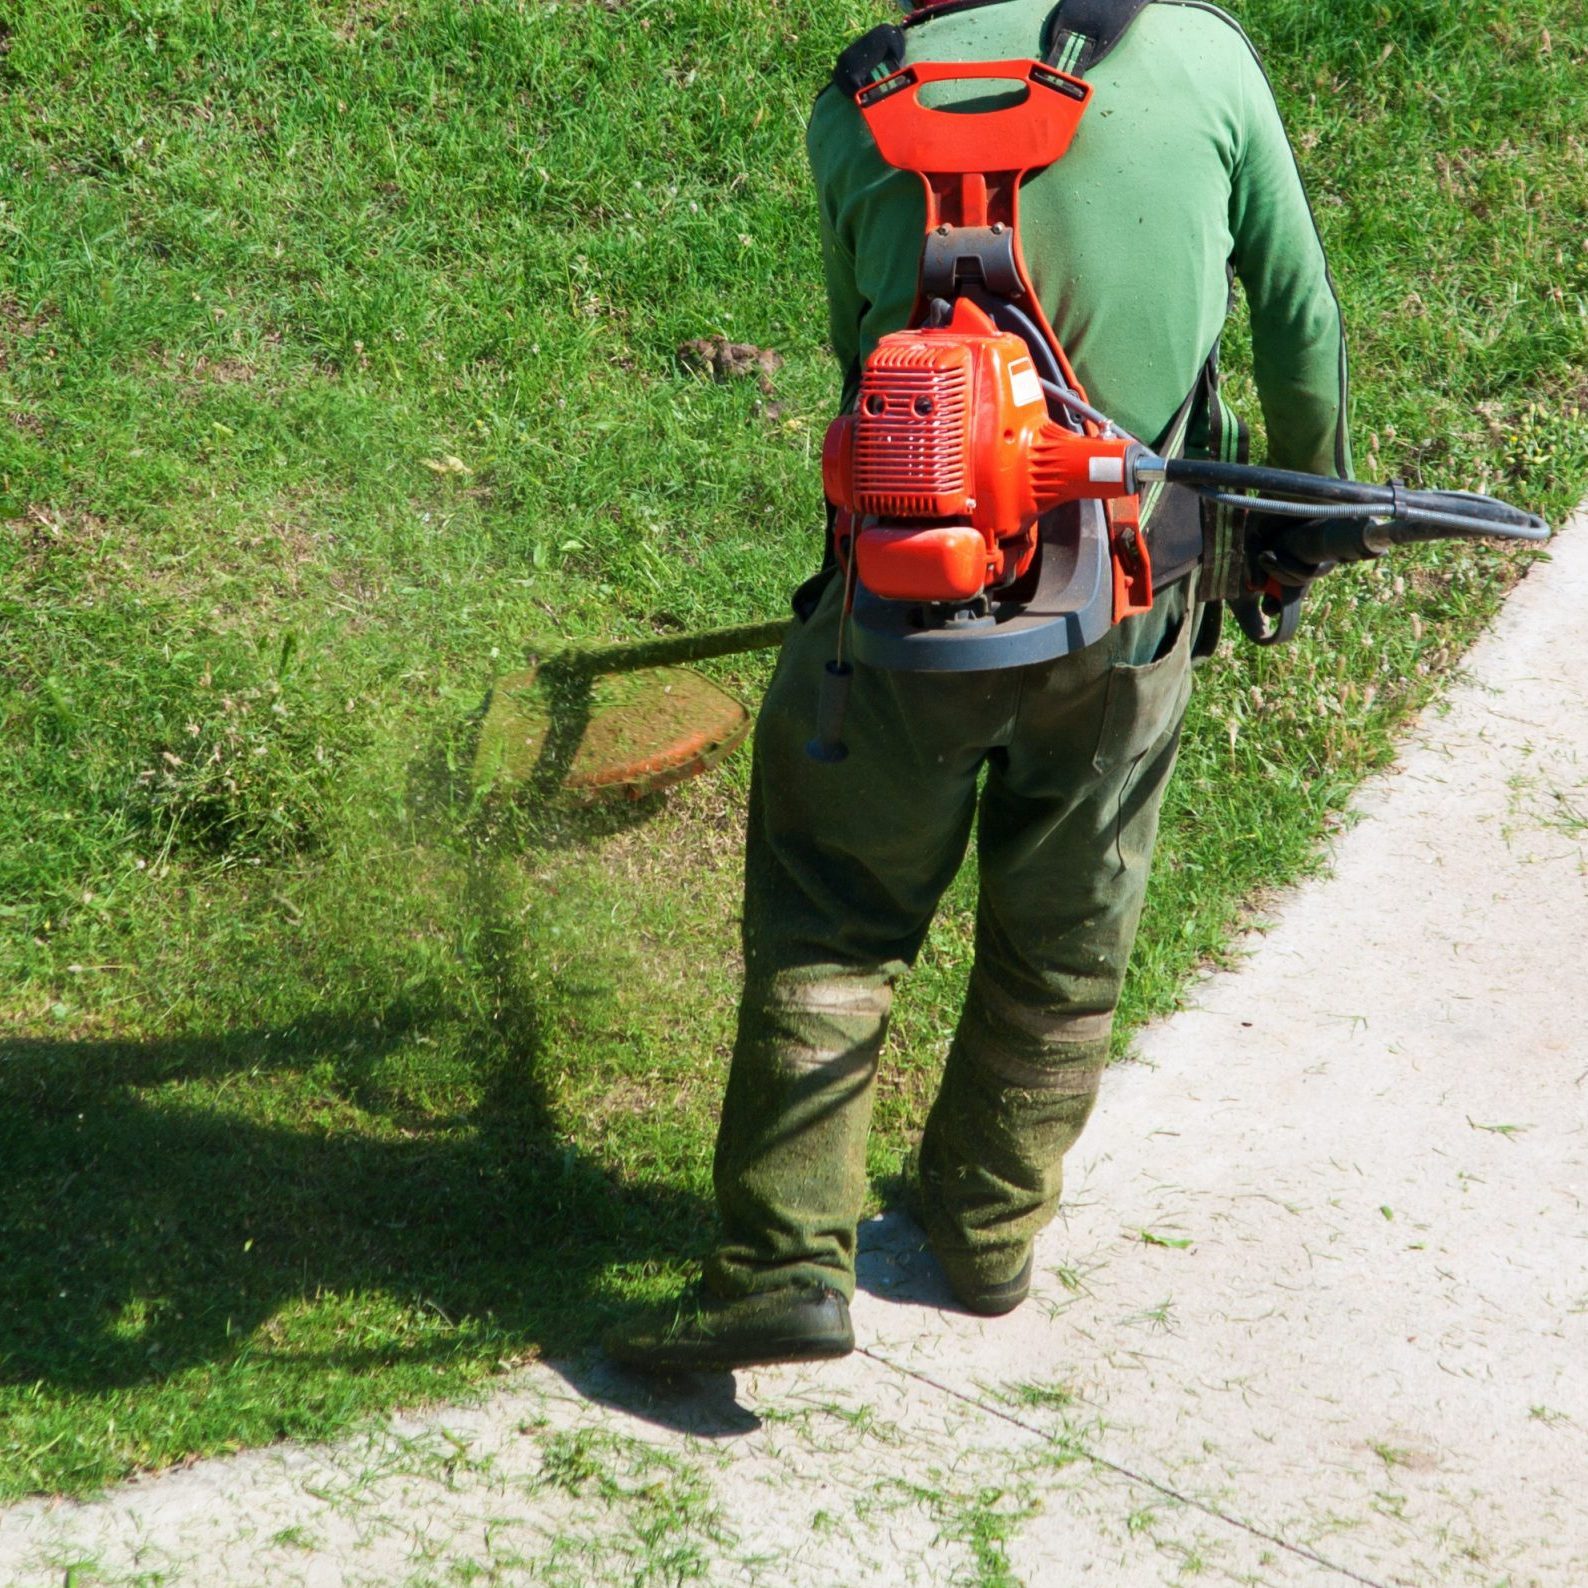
[2,0,1586,1499]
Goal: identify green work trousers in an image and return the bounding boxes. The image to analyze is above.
[704,573,1199,1302]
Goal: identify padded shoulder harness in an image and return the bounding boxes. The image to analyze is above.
[1038,0,1155,75]
[833,0,1156,96]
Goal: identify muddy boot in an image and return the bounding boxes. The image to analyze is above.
[603,1283,854,1374]
[904,1146,1034,1317]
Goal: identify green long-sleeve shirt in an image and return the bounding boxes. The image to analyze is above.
[807,0,1350,477]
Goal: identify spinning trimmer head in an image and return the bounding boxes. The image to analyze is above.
[472,619,788,803]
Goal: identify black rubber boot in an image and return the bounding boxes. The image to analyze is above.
[603,1284,854,1374]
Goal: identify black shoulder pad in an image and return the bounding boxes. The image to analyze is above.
[833,24,906,97]
[1041,0,1154,74]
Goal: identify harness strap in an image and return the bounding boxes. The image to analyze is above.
[1040,0,1156,73]
[836,0,1160,92]
[1148,340,1252,591]
[832,24,906,97]
[1139,377,1203,589]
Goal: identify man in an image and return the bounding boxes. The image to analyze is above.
[606,0,1348,1371]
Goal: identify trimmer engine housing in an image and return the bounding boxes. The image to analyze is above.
[822,298,1139,604]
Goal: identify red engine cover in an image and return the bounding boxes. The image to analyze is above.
[821,298,1135,605]
[855,525,986,602]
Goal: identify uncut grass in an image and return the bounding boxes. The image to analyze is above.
[1,0,1585,1496]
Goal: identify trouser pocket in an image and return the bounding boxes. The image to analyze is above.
[1091,586,1196,778]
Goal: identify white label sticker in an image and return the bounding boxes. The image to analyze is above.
[1008,359,1043,409]
[1088,456,1125,483]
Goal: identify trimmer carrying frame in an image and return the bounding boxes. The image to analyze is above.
[829,34,1143,672]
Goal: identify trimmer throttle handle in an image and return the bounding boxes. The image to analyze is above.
[1267,514,1381,570]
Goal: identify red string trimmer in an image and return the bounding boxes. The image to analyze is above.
[476,29,1547,800]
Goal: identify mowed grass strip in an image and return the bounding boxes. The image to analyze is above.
[1,0,1585,1497]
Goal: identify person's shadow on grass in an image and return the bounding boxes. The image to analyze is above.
[0,799,760,1482]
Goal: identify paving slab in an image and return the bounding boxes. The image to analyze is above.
[2,511,1584,1587]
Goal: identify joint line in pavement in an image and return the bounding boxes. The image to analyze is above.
[856,1345,1393,1588]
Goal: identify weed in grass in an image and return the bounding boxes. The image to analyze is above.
[1527,1404,1571,1427]
[824,1399,905,1444]
[1545,789,1588,836]
[53,1564,172,1588]
[537,1428,619,1499]
[127,653,369,862]
[1011,1396,1104,1475]
[1154,1537,1209,1577]
[945,1485,1039,1588]
[758,1393,905,1451]
[871,1476,1038,1588]
[1,0,1585,1497]
[1125,1297,1180,1334]
[1371,1489,1409,1521]
[1466,1117,1533,1138]
[1031,1256,1104,1319]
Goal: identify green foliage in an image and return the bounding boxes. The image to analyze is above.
[1,0,1585,1499]
[128,640,368,859]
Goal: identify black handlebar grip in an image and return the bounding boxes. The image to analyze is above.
[1270,515,1377,568]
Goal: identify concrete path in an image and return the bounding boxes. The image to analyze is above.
[4,513,1586,1587]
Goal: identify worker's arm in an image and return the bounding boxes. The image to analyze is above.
[816,206,864,410]
[809,86,869,412]
[1227,46,1352,479]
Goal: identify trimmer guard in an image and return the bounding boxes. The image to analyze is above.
[847,498,1114,671]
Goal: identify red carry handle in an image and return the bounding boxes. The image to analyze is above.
[857,60,1091,179]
